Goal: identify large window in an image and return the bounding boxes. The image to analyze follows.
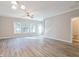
[14,21,43,34]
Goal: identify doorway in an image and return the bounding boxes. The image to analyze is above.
[72,17,79,47]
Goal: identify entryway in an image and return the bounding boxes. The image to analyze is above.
[72,17,79,47]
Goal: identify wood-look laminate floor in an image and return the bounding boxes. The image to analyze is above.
[0,37,79,57]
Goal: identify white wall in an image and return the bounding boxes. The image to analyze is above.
[44,9,79,43]
[0,16,43,39]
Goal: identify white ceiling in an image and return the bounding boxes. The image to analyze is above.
[0,1,78,21]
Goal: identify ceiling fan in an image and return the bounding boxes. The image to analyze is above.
[11,1,34,19]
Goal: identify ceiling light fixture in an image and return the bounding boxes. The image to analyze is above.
[11,5,17,10]
[21,5,25,10]
[11,1,34,19]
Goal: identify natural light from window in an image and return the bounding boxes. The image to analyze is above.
[14,20,43,35]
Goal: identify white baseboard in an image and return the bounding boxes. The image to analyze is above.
[0,35,43,39]
[0,36,72,44]
[44,36,72,43]
[0,36,12,39]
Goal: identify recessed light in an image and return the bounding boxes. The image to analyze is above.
[21,5,25,10]
[12,5,17,10]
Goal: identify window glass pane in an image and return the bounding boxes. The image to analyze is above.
[30,24,36,33]
[32,25,36,32]
[22,22,29,32]
[14,22,21,33]
[38,24,43,34]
